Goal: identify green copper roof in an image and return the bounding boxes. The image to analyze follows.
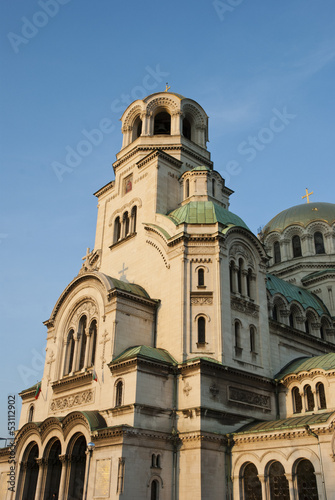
[110,345,177,365]
[106,276,150,299]
[266,273,327,316]
[235,411,334,435]
[276,352,335,380]
[167,201,249,230]
[80,411,107,431]
[262,202,335,236]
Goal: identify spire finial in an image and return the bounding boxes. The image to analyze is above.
[165,82,171,92]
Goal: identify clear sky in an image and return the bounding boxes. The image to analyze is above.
[1,0,334,439]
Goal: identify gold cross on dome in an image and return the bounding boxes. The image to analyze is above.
[165,82,171,92]
[302,188,313,204]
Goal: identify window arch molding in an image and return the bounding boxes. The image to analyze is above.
[146,474,164,489]
[114,378,125,408]
[195,265,209,287]
[27,404,35,423]
[62,299,99,377]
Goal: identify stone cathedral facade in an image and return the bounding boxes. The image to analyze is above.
[1,91,335,499]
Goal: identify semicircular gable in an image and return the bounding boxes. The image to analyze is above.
[225,227,268,264]
[62,410,107,440]
[38,416,63,444]
[15,422,41,449]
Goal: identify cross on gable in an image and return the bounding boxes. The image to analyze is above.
[118,262,129,282]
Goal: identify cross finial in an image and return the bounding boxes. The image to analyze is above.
[302,188,313,204]
[165,82,171,92]
[82,247,90,262]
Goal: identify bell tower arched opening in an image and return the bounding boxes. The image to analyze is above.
[154,111,171,135]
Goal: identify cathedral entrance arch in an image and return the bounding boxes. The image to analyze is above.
[66,433,87,500]
[43,438,62,500]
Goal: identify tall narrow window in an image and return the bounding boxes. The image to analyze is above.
[305,319,310,334]
[151,479,159,500]
[274,241,281,263]
[114,216,121,243]
[123,212,130,237]
[89,320,97,367]
[132,116,142,141]
[197,317,206,344]
[198,268,205,286]
[304,385,314,411]
[185,179,190,198]
[212,179,215,197]
[314,232,325,254]
[28,405,34,423]
[229,261,234,293]
[115,380,123,407]
[292,235,302,258]
[316,382,326,409]
[234,322,241,349]
[250,327,256,353]
[292,387,302,413]
[78,316,87,371]
[183,117,191,140]
[237,259,243,294]
[272,305,278,321]
[246,269,252,298]
[131,206,137,233]
[289,313,294,328]
[64,329,75,375]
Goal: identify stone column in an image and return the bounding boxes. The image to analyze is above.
[83,328,90,368]
[281,238,291,261]
[258,474,267,500]
[241,270,248,297]
[72,332,80,372]
[285,472,295,500]
[232,265,239,294]
[58,454,68,500]
[34,458,46,500]
[171,110,182,135]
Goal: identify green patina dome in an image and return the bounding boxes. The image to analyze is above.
[168,201,249,230]
[262,202,335,236]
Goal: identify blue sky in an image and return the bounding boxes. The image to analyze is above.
[1,0,334,438]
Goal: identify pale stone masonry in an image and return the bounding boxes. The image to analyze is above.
[1,91,335,499]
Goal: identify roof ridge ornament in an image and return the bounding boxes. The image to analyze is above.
[302,187,314,203]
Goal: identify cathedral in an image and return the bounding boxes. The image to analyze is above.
[1,91,335,499]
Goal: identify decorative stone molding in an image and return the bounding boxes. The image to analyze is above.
[69,300,98,331]
[190,294,213,305]
[79,248,101,274]
[50,389,94,412]
[229,244,254,267]
[146,240,170,268]
[231,296,259,318]
[183,382,192,396]
[228,386,271,410]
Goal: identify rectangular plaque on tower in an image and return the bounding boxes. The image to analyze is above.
[94,459,111,498]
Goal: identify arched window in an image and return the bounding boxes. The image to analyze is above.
[314,231,325,254]
[304,385,314,411]
[123,211,130,238]
[292,387,302,413]
[246,269,252,298]
[198,268,205,287]
[316,382,326,409]
[115,380,123,407]
[78,316,87,371]
[132,116,142,141]
[229,261,234,293]
[185,178,190,198]
[154,112,171,135]
[44,439,62,500]
[156,454,161,468]
[19,443,39,500]
[292,235,302,258]
[320,324,325,340]
[249,326,256,353]
[151,479,159,500]
[268,461,290,500]
[234,322,241,351]
[274,241,281,263]
[28,405,34,422]
[296,459,319,499]
[114,216,121,243]
[89,320,97,367]
[64,329,75,375]
[183,117,191,140]
[151,454,156,468]
[131,206,137,233]
[305,319,310,334]
[237,258,243,294]
[289,312,294,328]
[212,179,215,197]
[242,463,262,500]
[67,435,86,500]
[197,317,206,344]
[272,305,278,321]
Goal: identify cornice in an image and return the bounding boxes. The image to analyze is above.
[269,319,335,349]
[108,355,174,374]
[233,422,334,444]
[51,372,94,393]
[94,181,115,198]
[107,288,158,308]
[136,149,183,170]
